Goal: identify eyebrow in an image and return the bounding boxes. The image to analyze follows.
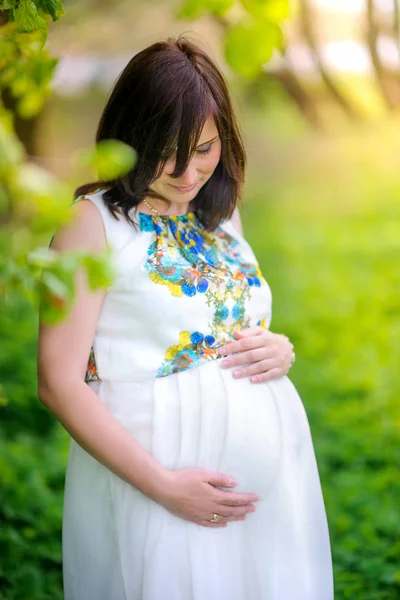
[196,134,219,148]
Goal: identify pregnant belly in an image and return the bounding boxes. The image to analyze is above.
[152,359,284,500]
[216,367,283,499]
[91,361,303,502]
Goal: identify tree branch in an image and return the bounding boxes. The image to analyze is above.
[366,0,399,109]
[299,0,359,119]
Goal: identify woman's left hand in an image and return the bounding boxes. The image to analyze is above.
[217,326,295,384]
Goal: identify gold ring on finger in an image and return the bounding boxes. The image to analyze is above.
[210,513,220,523]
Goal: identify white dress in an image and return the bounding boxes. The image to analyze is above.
[62,187,334,600]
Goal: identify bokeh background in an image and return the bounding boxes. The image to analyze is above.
[1,0,400,598]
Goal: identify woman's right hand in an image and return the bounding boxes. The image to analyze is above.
[157,467,260,527]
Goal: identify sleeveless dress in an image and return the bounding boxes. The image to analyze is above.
[62,187,334,600]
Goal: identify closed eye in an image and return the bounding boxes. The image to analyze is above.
[160,144,211,159]
[196,134,219,155]
[161,135,218,160]
[197,144,212,155]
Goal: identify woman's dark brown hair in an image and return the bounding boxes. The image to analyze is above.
[74,35,246,231]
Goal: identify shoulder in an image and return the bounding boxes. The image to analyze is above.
[50,196,107,253]
[218,205,244,241]
[230,206,243,237]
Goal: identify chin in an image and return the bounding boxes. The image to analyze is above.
[167,190,198,202]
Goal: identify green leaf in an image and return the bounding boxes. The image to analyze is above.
[224,16,283,77]
[177,0,234,19]
[77,139,137,181]
[0,0,15,9]
[0,185,9,212]
[17,90,45,118]
[8,162,73,239]
[81,251,115,290]
[0,119,25,175]
[27,247,58,269]
[240,0,291,22]
[210,0,235,17]
[37,0,64,21]
[0,386,8,407]
[14,0,47,33]
[177,0,208,19]
[41,270,69,300]
[0,38,16,68]
[7,51,58,118]
[38,262,75,324]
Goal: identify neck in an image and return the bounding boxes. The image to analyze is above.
[141,196,191,217]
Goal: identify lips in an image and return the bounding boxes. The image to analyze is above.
[170,182,198,192]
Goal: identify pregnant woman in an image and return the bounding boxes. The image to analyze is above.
[37,36,334,600]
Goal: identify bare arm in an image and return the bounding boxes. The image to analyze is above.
[37,199,170,502]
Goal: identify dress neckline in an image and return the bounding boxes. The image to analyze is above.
[135,210,196,221]
[96,186,196,221]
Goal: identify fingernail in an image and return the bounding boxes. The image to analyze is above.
[228,477,238,486]
[220,360,230,369]
[233,370,242,378]
[219,347,227,356]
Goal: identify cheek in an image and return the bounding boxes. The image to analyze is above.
[153,165,172,186]
[203,147,221,173]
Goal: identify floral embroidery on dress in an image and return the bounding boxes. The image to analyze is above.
[257,317,268,329]
[140,213,263,301]
[139,213,268,378]
[156,330,227,377]
[85,345,99,383]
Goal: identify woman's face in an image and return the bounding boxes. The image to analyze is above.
[149,115,222,206]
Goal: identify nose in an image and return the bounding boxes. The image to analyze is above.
[168,159,198,185]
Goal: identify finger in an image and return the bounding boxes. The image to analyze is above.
[278,333,294,350]
[224,514,246,522]
[219,335,264,357]
[217,491,260,506]
[211,513,247,524]
[223,348,272,370]
[232,357,277,378]
[250,368,283,383]
[216,504,256,518]
[221,344,273,368]
[199,520,228,528]
[205,471,239,488]
[226,505,256,517]
[233,327,264,338]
